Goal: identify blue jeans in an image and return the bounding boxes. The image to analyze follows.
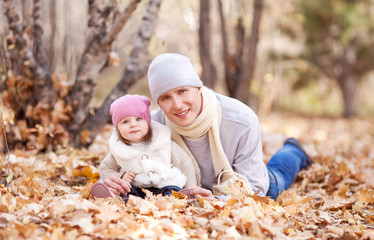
[266,142,308,199]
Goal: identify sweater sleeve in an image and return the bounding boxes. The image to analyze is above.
[98,153,124,180]
[229,114,269,196]
[170,141,197,188]
[217,93,269,196]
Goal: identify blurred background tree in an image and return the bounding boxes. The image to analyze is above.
[0,0,160,151]
[1,0,374,152]
[275,0,374,117]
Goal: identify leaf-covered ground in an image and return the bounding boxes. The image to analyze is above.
[1,113,374,239]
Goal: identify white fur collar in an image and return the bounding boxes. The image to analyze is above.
[109,121,171,159]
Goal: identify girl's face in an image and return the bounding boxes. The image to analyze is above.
[117,116,149,143]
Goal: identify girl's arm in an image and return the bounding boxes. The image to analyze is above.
[99,153,133,195]
[171,141,198,188]
[99,153,125,180]
[122,171,135,182]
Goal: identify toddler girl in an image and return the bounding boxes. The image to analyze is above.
[90,94,197,199]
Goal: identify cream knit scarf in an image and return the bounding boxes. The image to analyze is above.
[165,87,233,186]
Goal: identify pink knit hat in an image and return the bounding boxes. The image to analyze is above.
[110,95,151,129]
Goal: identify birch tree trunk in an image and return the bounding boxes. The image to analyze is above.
[4,0,54,114]
[82,0,163,145]
[67,0,141,145]
[48,0,57,72]
[1,0,162,151]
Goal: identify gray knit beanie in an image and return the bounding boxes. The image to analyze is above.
[148,53,203,103]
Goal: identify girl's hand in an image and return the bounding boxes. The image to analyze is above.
[103,176,132,195]
[122,171,136,182]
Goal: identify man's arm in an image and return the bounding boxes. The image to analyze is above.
[217,94,269,196]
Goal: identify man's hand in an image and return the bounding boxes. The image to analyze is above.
[103,175,132,196]
[183,186,215,201]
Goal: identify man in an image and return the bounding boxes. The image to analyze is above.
[104,53,312,200]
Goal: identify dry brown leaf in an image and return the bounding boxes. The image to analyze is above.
[51,99,71,124]
[354,189,374,204]
[108,51,121,66]
[80,129,92,144]
[16,120,30,140]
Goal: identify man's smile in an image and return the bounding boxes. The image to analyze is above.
[175,109,189,117]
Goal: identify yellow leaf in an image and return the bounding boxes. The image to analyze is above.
[197,196,205,207]
[172,190,188,200]
[284,228,294,235]
[6,173,13,184]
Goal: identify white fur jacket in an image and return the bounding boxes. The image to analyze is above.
[99,121,191,189]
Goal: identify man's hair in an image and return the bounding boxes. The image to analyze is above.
[117,122,153,145]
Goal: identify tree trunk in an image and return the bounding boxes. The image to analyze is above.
[68,0,141,145]
[48,0,57,72]
[218,0,234,96]
[218,2,248,98]
[234,18,245,78]
[198,0,216,89]
[234,0,263,104]
[4,0,54,112]
[0,30,8,91]
[1,0,158,151]
[81,0,162,146]
[339,74,356,118]
[338,42,357,117]
[31,0,49,72]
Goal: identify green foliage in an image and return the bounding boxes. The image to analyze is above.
[280,81,343,116]
[293,0,374,78]
[275,0,374,116]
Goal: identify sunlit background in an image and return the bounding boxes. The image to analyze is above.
[2,0,372,117]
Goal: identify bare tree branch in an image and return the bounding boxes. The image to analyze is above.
[234,18,245,76]
[86,0,112,46]
[68,0,142,142]
[235,0,263,104]
[199,0,216,89]
[218,0,235,96]
[83,0,162,145]
[101,0,142,47]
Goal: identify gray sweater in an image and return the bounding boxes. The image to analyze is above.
[151,92,269,196]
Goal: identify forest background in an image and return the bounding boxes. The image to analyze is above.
[0,0,374,239]
[1,0,374,150]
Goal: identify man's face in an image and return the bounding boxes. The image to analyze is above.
[158,87,202,127]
